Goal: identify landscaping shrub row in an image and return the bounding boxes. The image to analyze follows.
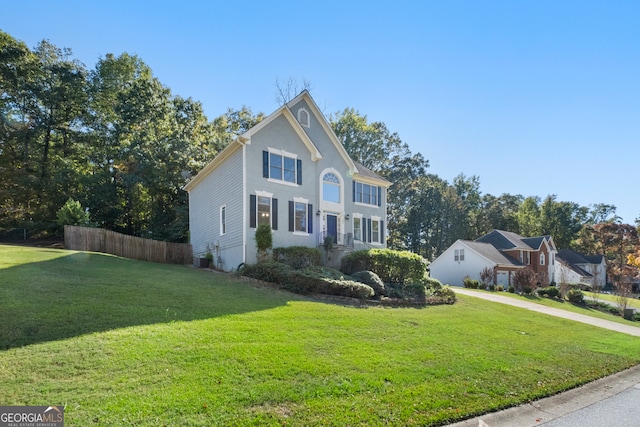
[241,248,456,305]
[240,262,374,300]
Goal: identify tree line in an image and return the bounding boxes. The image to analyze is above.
[1,30,639,285]
[0,30,261,241]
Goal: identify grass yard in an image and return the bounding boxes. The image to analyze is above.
[1,244,640,426]
[585,291,640,309]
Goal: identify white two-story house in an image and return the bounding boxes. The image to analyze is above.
[184,91,391,271]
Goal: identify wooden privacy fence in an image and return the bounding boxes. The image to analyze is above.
[64,225,193,265]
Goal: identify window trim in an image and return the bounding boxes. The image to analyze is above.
[353,181,381,207]
[322,172,341,203]
[297,107,310,128]
[265,148,301,186]
[353,214,363,241]
[220,205,226,236]
[455,248,465,262]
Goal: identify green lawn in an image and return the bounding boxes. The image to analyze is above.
[585,291,640,309]
[2,244,640,426]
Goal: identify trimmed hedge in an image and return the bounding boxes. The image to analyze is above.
[241,263,373,300]
[240,261,292,284]
[341,248,428,285]
[273,246,322,269]
[283,267,374,300]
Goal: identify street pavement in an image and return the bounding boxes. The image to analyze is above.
[445,288,640,427]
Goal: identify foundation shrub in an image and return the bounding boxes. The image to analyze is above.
[272,246,322,269]
[240,261,292,284]
[350,270,385,297]
[283,267,373,299]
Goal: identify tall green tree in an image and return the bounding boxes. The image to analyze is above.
[517,196,542,237]
[539,195,588,249]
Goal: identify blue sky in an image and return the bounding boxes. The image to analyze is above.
[3,1,639,224]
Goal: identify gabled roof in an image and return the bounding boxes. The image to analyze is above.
[475,229,554,251]
[556,249,607,278]
[288,90,391,187]
[353,160,391,185]
[463,240,524,267]
[186,90,390,192]
[557,249,605,266]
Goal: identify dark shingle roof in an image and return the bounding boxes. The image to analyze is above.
[556,249,589,265]
[463,241,524,267]
[352,160,391,184]
[475,230,552,251]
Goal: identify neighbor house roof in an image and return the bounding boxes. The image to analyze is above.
[462,240,524,267]
[475,229,553,252]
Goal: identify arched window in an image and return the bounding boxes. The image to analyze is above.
[322,172,340,203]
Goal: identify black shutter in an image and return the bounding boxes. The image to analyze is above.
[380,220,384,243]
[288,201,294,232]
[377,187,382,207]
[307,204,313,233]
[249,195,256,228]
[272,198,278,230]
[367,218,372,242]
[352,181,356,202]
[262,151,269,178]
[296,159,302,185]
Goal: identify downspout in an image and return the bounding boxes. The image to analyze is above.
[242,142,247,266]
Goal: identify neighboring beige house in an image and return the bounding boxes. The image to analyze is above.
[184,91,391,271]
[555,249,607,290]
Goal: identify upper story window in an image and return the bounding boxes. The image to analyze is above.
[263,149,302,185]
[323,172,340,203]
[353,181,381,206]
[297,108,310,128]
[540,253,546,266]
[455,248,465,262]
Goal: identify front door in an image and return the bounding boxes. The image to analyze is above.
[326,214,337,244]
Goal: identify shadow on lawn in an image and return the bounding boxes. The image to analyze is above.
[0,250,291,350]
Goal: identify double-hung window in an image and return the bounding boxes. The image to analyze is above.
[288,197,312,235]
[257,196,271,226]
[372,219,380,243]
[250,191,278,230]
[353,217,362,241]
[353,181,381,206]
[264,149,301,185]
[455,249,465,262]
[294,201,307,233]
